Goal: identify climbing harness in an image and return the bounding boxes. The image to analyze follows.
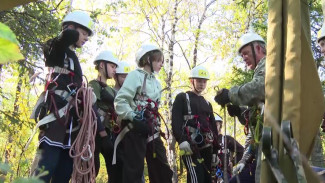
[112,73,168,164]
[182,93,214,150]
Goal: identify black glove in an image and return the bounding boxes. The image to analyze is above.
[58,28,79,47]
[101,135,113,155]
[100,88,114,105]
[132,118,150,137]
[227,105,241,117]
[214,89,230,107]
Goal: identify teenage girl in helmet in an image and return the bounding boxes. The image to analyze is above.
[32,11,99,182]
[171,65,218,183]
[113,61,131,93]
[89,50,121,182]
[114,44,173,183]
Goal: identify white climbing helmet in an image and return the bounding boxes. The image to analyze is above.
[135,44,161,67]
[238,30,265,53]
[62,10,94,36]
[94,50,119,65]
[116,61,131,74]
[189,65,210,80]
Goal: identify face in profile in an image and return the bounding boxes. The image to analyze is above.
[75,27,90,48]
[101,62,117,79]
[152,56,164,73]
[240,45,256,70]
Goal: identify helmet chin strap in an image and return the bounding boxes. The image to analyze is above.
[103,62,109,79]
[149,60,154,73]
[250,42,257,69]
[191,79,200,94]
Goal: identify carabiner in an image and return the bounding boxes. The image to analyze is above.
[81,145,92,161]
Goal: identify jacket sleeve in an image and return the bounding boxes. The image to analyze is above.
[114,71,140,121]
[226,135,244,164]
[229,59,265,106]
[171,93,188,143]
[89,80,101,100]
[44,29,79,67]
[238,129,255,165]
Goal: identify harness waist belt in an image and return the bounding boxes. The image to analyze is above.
[51,66,71,74]
[147,132,160,143]
[54,90,73,102]
[184,115,195,120]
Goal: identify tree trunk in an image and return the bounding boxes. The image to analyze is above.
[165,1,179,182]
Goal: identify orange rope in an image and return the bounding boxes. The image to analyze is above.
[69,83,97,183]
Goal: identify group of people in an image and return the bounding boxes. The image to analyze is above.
[28,8,325,183]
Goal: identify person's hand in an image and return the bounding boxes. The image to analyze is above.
[214,89,230,107]
[179,141,193,155]
[132,118,150,137]
[211,154,220,167]
[227,105,241,117]
[232,163,245,175]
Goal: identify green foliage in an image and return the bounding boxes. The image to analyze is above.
[0,22,24,64]
[0,1,62,62]
[12,177,43,183]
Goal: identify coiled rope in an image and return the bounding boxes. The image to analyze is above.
[69,83,97,183]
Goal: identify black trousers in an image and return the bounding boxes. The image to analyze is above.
[94,132,123,183]
[121,130,173,183]
[34,142,73,183]
[182,146,213,183]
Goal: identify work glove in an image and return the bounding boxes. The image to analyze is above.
[101,135,113,155]
[227,104,241,117]
[131,118,150,137]
[179,141,193,155]
[211,154,220,167]
[100,88,114,105]
[232,163,245,175]
[58,29,80,47]
[214,89,230,107]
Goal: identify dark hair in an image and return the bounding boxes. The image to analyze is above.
[95,62,100,70]
[138,50,163,67]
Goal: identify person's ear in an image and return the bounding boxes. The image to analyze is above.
[99,62,104,69]
[146,57,150,65]
[255,44,262,53]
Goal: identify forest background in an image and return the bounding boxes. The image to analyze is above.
[0,0,325,182]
